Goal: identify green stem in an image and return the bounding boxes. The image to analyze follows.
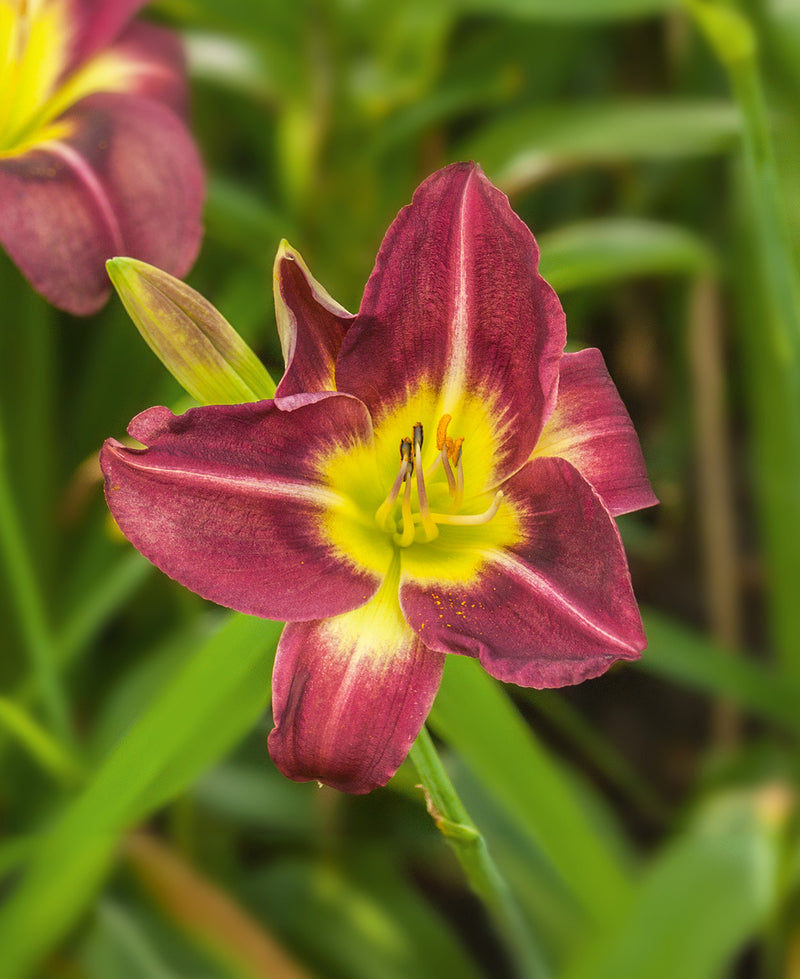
[0,413,72,744]
[409,726,550,979]
[689,1,800,675]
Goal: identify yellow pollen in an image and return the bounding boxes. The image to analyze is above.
[436,413,452,449]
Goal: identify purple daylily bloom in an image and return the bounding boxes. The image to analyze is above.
[0,0,204,315]
[101,163,657,794]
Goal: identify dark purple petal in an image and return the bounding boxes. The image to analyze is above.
[0,92,203,314]
[273,243,353,397]
[536,348,658,517]
[336,162,566,483]
[62,0,148,73]
[400,456,645,688]
[100,394,382,621]
[269,602,444,793]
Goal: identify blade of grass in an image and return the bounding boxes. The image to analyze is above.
[638,610,800,733]
[563,788,782,979]
[538,219,714,293]
[688,1,800,680]
[0,611,280,979]
[459,100,740,193]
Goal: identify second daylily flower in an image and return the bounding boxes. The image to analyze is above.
[101,163,657,793]
[0,0,203,314]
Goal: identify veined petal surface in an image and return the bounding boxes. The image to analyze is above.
[269,587,445,793]
[274,241,353,397]
[0,91,203,314]
[336,162,566,485]
[535,348,658,517]
[101,394,382,621]
[400,456,645,688]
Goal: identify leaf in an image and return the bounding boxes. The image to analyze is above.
[0,612,280,979]
[450,0,677,20]
[429,654,634,924]
[563,789,781,979]
[538,219,715,292]
[460,100,741,192]
[638,610,800,734]
[247,853,485,979]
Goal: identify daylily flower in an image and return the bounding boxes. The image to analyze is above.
[0,0,204,314]
[101,163,657,794]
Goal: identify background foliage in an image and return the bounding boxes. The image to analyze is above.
[2,0,800,976]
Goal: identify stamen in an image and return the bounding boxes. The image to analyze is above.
[375,439,413,529]
[452,438,465,509]
[394,466,416,547]
[440,443,456,495]
[429,491,503,526]
[413,426,439,543]
[436,414,452,449]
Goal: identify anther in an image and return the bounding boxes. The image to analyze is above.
[436,414,452,450]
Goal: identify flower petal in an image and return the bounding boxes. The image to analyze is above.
[84,21,190,116]
[273,241,353,397]
[268,589,445,793]
[400,456,646,688]
[0,91,203,314]
[336,162,566,483]
[100,393,382,621]
[61,0,148,72]
[535,348,658,517]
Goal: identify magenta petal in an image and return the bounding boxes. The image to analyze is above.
[268,608,445,793]
[100,394,382,621]
[400,456,646,688]
[536,349,658,517]
[274,246,353,398]
[104,22,190,117]
[62,0,149,72]
[336,162,566,479]
[0,92,203,314]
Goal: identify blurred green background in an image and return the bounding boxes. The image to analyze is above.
[3,0,800,976]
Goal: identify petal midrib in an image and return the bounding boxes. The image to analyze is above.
[485,548,639,652]
[111,452,346,510]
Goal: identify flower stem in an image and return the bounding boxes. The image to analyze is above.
[688,0,800,676]
[409,726,550,979]
[0,412,72,744]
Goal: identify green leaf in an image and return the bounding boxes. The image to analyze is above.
[429,654,633,924]
[248,854,485,979]
[638,610,800,734]
[538,219,715,292]
[451,0,677,20]
[0,612,280,979]
[564,789,780,979]
[460,100,740,192]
